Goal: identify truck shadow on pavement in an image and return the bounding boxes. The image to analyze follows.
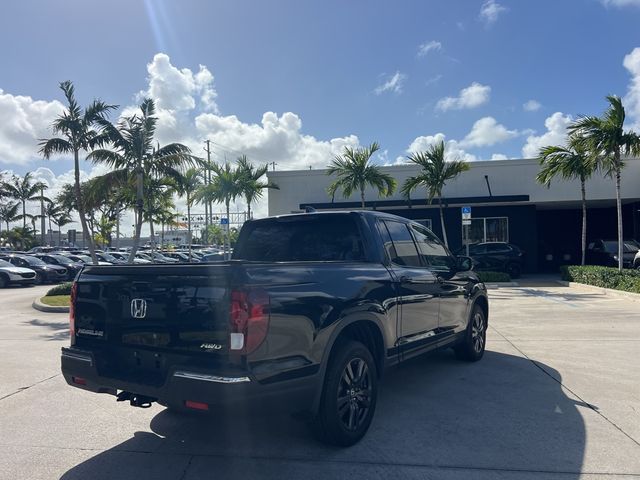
[60,350,589,479]
[25,318,69,341]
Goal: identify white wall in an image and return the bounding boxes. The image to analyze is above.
[267,158,640,216]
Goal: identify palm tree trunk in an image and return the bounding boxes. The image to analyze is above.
[438,195,448,247]
[40,191,46,245]
[246,195,251,220]
[187,194,192,261]
[22,201,26,230]
[225,200,231,260]
[149,220,155,255]
[73,150,98,264]
[615,151,623,272]
[58,228,61,246]
[361,189,365,209]
[128,166,144,263]
[580,177,587,266]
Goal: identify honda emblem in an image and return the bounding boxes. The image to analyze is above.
[130,298,147,319]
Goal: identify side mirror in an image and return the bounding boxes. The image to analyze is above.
[456,255,473,272]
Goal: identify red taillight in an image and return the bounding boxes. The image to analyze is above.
[72,376,86,385]
[229,288,269,354]
[69,282,78,345]
[185,400,209,411]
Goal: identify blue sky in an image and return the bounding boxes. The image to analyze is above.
[1,0,640,217]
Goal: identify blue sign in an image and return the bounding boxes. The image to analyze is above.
[220,218,229,225]
[461,206,471,215]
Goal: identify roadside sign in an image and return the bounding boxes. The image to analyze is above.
[461,206,471,220]
[462,219,472,226]
[220,218,229,225]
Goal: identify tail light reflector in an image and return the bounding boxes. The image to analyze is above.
[229,288,269,354]
[69,282,78,345]
[185,400,209,411]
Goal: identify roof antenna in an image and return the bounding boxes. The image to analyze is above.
[304,206,317,213]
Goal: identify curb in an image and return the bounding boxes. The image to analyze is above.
[32,297,69,313]
[484,282,520,289]
[556,280,640,302]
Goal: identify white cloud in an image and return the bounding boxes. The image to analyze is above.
[0,90,65,166]
[425,75,443,87]
[479,0,507,26]
[623,47,640,130]
[374,71,407,95]
[521,112,573,158]
[143,53,219,113]
[417,40,442,57]
[491,153,508,160]
[600,0,640,7]
[523,99,542,112]
[436,82,491,111]
[460,116,519,147]
[405,133,477,162]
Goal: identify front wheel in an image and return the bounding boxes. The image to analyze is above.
[0,275,7,288]
[506,262,521,279]
[311,340,378,447]
[34,272,43,285]
[454,305,487,362]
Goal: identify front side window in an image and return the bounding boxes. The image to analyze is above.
[381,220,421,267]
[410,224,455,270]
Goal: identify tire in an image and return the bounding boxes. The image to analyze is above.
[311,340,378,447]
[454,305,487,362]
[34,272,43,285]
[0,274,7,288]
[506,262,521,279]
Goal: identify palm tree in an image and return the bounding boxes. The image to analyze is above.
[39,81,116,263]
[401,141,470,247]
[143,177,176,252]
[3,173,50,230]
[176,167,202,259]
[0,202,20,232]
[327,142,396,208]
[236,155,279,219]
[44,201,66,246]
[88,98,194,262]
[568,95,640,271]
[537,137,597,265]
[55,212,73,246]
[194,162,242,258]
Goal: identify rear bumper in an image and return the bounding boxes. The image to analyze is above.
[61,347,318,413]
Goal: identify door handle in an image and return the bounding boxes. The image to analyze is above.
[399,275,436,284]
[436,275,444,283]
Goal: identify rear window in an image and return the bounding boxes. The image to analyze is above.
[234,215,365,262]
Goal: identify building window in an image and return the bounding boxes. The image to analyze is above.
[414,219,433,230]
[463,217,509,245]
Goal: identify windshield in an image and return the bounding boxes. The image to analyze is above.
[99,253,118,261]
[50,255,74,265]
[0,259,14,268]
[603,241,639,253]
[21,256,47,266]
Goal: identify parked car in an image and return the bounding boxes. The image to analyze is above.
[149,252,179,264]
[455,242,524,278]
[61,210,487,446]
[108,252,151,264]
[32,254,84,280]
[586,239,640,269]
[58,252,112,266]
[0,254,67,284]
[0,259,37,287]
[96,252,127,265]
[162,251,192,263]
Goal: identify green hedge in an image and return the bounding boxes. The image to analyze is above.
[476,271,512,283]
[45,282,73,297]
[559,265,640,294]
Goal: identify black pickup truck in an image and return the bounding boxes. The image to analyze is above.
[62,210,488,446]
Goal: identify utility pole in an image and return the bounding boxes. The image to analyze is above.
[270,162,277,171]
[203,140,212,245]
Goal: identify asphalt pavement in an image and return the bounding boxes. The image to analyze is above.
[0,279,639,480]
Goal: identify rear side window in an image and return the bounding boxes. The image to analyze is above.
[234,215,365,262]
[410,224,455,270]
[381,220,421,267]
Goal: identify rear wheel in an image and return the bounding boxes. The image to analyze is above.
[0,274,8,288]
[311,340,377,447]
[34,272,43,285]
[454,305,487,362]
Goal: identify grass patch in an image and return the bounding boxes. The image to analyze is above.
[45,282,72,296]
[476,271,512,283]
[40,295,70,307]
[560,265,640,294]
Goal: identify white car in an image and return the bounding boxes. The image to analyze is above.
[634,249,640,270]
[0,259,37,287]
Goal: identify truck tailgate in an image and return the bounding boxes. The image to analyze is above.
[73,264,235,385]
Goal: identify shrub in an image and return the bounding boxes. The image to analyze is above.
[45,282,73,296]
[476,271,512,283]
[559,265,640,294]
